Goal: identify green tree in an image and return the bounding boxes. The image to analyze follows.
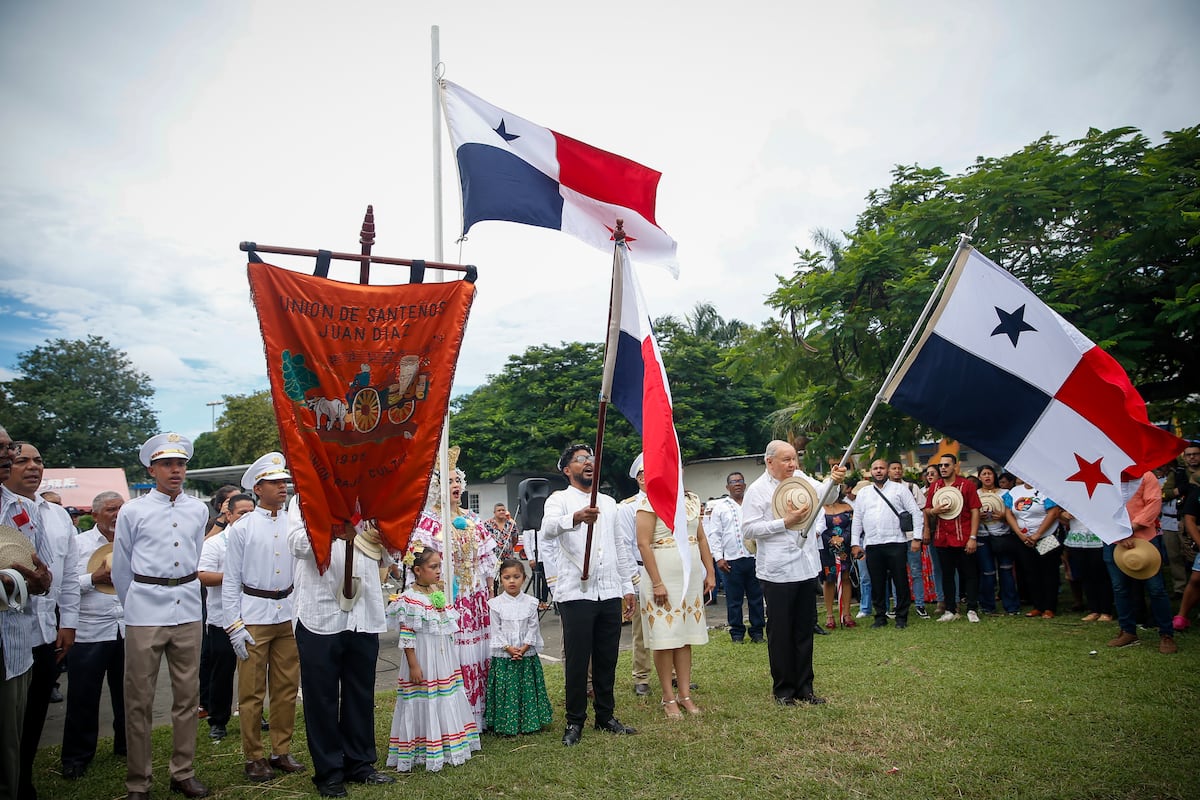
[214,391,280,465]
[728,125,1200,466]
[0,336,157,469]
[451,307,774,496]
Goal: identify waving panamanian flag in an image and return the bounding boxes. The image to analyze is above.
[605,238,691,589]
[883,247,1185,543]
[440,80,679,275]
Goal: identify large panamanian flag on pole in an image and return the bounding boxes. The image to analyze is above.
[882,247,1185,543]
[607,239,691,587]
[440,80,679,275]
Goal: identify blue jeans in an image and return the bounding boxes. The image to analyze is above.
[907,546,926,607]
[988,534,1022,613]
[1103,537,1173,637]
[856,555,872,614]
[927,545,945,602]
[976,538,997,612]
[722,556,765,641]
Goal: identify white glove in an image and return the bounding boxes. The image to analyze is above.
[228,626,256,661]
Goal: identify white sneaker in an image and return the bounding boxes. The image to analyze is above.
[856,611,870,619]
[966,610,980,623]
[936,612,959,622]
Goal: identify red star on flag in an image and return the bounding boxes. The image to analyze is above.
[606,224,637,246]
[1065,453,1113,498]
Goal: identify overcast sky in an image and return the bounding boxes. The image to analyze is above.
[1,1,1197,445]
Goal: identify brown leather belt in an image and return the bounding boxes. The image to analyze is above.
[133,572,197,587]
[241,583,294,600]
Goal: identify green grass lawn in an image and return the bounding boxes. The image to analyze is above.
[34,615,1198,800]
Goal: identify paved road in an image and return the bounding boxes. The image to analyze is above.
[40,597,737,750]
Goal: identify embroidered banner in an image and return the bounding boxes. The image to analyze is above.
[248,261,475,571]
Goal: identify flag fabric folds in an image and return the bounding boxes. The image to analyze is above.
[247,261,475,571]
[883,247,1184,543]
[440,80,679,275]
[606,241,691,589]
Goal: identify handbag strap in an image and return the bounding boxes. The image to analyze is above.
[872,485,905,520]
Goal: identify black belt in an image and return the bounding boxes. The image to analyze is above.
[242,583,294,600]
[133,572,197,587]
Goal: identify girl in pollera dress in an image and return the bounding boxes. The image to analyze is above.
[484,559,553,735]
[386,545,481,772]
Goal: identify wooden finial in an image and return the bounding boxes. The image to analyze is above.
[360,205,376,247]
[613,218,625,242]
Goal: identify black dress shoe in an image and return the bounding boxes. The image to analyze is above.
[633,682,650,697]
[562,724,583,746]
[775,696,799,706]
[813,624,830,635]
[749,636,765,643]
[799,694,827,705]
[269,754,306,773]
[61,761,87,780]
[126,792,150,800]
[208,724,226,742]
[49,684,64,703]
[169,776,210,798]
[349,771,395,785]
[316,780,348,798]
[895,621,907,629]
[870,619,887,629]
[670,679,699,690]
[595,717,637,735]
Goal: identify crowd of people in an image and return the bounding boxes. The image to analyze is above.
[1,425,1196,800]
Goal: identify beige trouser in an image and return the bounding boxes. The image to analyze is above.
[630,607,652,683]
[239,622,300,760]
[124,622,201,792]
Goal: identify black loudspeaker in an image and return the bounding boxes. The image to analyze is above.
[516,478,552,532]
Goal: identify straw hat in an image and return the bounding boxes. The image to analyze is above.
[772,476,820,533]
[1113,539,1162,580]
[0,525,35,570]
[353,522,384,562]
[931,486,964,520]
[979,492,1006,518]
[86,543,116,595]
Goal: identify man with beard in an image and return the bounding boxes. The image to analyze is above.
[5,443,80,800]
[539,443,638,746]
[851,459,922,630]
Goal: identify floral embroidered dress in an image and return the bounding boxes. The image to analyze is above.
[386,587,481,772]
[484,592,553,735]
[637,494,709,650]
[408,509,497,730]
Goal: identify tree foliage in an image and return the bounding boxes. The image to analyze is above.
[728,125,1200,467]
[451,304,774,497]
[0,336,158,470]
[214,391,281,465]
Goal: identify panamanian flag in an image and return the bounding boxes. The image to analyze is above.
[607,239,691,590]
[883,247,1184,543]
[440,80,679,275]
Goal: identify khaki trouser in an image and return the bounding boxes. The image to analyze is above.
[630,607,651,683]
[238,622,300,760]
[124,622,201,793]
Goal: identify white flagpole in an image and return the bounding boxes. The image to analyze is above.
[431,24,453,596]
[836,226,976,472]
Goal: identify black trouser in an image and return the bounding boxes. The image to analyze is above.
[204,625,237,728]
[558,598,622,728]
[295,622,379,787]
[759,577,817,702]
[868,542,912,623]
[1067,547,1114,615]
[1017,543,1061,613]
[18,643,58,800]
[61,637,126,769]
[936,546,979,613]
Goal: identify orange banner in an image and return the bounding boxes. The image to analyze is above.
[247,261,475,572]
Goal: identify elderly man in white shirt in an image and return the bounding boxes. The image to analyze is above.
[61,491,126,780]
[539,442,638,747]
[223,453,305,781]
[742,440,845,706]
[851,459,924,630]
[112,433,211,800]
[5,442,80,800]
[288,495,395,798]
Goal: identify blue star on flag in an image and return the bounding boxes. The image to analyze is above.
[493,119,519,142]
[991,304,1037,347]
